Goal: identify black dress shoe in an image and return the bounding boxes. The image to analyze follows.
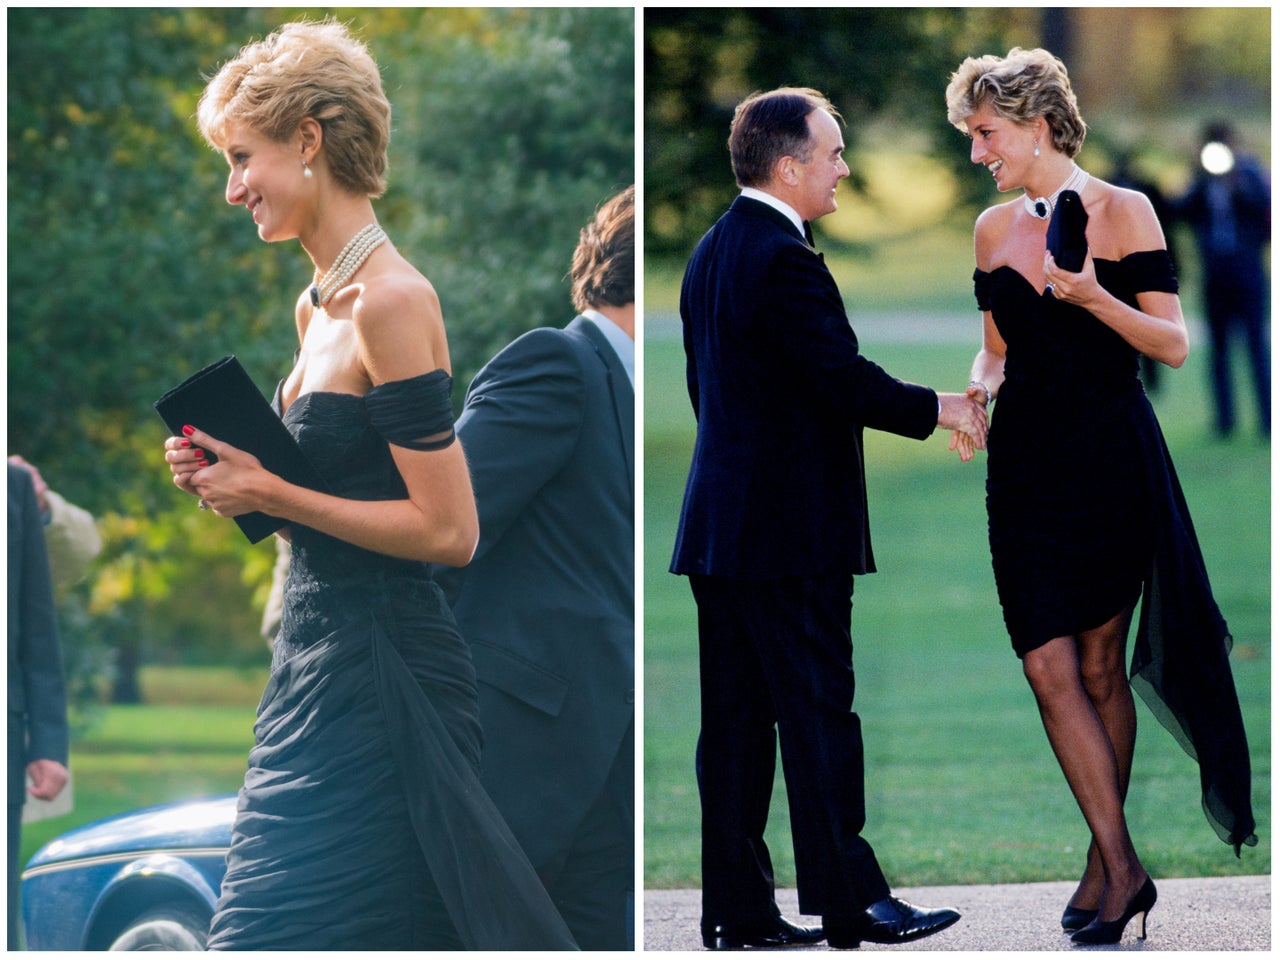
[826,897,961,948]
[1070,876,1156,946]
[702,915,824,950]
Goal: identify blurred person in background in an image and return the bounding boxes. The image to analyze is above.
[8,455,102,588]
[1173,121,1270,439]
[8,462,72,949]
[1108,151,1179,395]
[947,47,1256,946]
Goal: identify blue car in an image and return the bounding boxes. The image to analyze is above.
[21,795,236,951]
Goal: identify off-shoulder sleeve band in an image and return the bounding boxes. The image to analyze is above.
[366,369,457,451]
[1122,248,1179,295]
[973,268,992,312]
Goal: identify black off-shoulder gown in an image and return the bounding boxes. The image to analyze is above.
[205,371,577,950]
[975,251,1256,855]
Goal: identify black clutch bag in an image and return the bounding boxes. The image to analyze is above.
[155,355,329,543]
[1046,189,1089,272]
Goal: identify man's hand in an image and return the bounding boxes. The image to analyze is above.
[27,759,69,802]
[937,393,988,455]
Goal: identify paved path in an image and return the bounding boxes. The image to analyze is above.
[642,876,1270,951]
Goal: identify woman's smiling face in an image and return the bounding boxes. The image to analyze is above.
[221,122,310,242]
[964,103,1035,193]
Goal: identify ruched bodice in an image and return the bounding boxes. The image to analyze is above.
[975,250,1176,394]
[207,371,577,951]
[972,248,1255,855]
[272,376,451,663]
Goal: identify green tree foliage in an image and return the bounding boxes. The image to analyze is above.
[644,8,1009,256]
[8,8,633,696]
[381,7,634,389]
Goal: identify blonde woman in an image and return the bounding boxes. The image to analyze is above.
[163,21,575,950]
[946,47,1255,945]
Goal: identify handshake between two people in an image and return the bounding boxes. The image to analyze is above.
[938,386,989,463]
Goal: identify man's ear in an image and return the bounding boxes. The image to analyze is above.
[774,154,800,188]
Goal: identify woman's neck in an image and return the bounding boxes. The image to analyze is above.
[300,200,381,274]
[1023,157,1079,204]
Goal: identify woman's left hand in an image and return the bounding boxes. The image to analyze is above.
[164,425,268,518]
[1043,249,1099,308]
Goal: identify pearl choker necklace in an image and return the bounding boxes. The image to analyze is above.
[1023,164,1089,220]
[310,224,387,307]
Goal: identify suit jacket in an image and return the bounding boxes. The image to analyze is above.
[671,196,939,580]
[435,316,634,868]
[8,464,69,804]
[1176,155,1271,265]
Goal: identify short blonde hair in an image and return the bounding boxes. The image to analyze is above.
[571,185,634,312]
[198,20,391,197]
[945,47,1087,158]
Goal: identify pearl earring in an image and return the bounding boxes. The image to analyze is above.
[1033,139,1040,158]
[303,161,313,180]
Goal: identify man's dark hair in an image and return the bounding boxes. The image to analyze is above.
[728,87,841,188]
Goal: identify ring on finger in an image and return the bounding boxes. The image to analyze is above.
[198,499,210,511]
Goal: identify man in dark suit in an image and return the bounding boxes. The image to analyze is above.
[8,462,71,949]
[671,88,985,950]
[435,186,635,949]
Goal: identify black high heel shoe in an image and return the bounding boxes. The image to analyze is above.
[1060,904,1097,933]
[1070,877,1156,945]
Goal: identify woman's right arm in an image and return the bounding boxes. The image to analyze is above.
[952,211,1009,461]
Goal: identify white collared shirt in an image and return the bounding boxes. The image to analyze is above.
[740,187,806,241]
[581,310,635,388]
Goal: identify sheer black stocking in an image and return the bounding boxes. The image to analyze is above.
[1022,608,1149,923]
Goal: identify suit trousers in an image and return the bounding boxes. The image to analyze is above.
[537,723,634,950]
[691,573,890,926]
[9,717,25,950]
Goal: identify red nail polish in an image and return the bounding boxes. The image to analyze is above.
[199,460,209,468]
[192,450,203,459]
[182,425,195,437]
[180,440,191,448]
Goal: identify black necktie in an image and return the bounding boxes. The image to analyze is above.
[802,220,815,246]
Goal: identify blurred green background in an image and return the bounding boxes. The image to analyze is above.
[643,8,1269,890]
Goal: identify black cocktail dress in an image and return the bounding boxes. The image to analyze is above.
[205,371,577,950]
[975,251,1256,855]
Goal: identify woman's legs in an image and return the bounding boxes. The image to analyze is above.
[1022,610,1148,922]
[1068,609,1139,911]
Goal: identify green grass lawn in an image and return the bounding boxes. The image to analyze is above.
[18,666,265,870]
[643,331,1270,891]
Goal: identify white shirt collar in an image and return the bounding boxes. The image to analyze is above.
[580,310,634,388]
[740,187,805,240]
